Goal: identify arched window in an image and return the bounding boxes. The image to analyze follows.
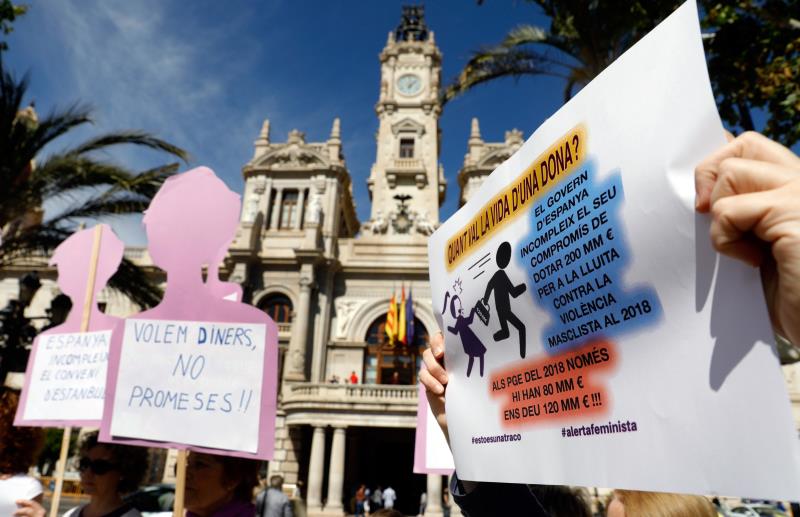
[259,294,293,324]
[363,315,428,385]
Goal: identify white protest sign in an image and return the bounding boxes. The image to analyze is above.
[20,331,111,422]
[414,383,455,474]
[109,319,266,453]
[427,1,800,499]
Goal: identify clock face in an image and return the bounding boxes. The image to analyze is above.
[397,74,422,96]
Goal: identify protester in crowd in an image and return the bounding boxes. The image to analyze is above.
[185,452,260,517]
[255,474,293,517]
[530,485,592,517]
[370,485,383,511]
[63,431,148,517]
[607,490,716,517]
[354,483,367,517]
[420,132,800,515]
[381,485,397,509]
[40,293,72,332]
[0,387,44,517]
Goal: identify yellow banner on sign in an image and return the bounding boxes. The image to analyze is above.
[445,124,587,271]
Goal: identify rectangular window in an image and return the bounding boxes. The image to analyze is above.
[279,190,299,229]
[399,138,414,158]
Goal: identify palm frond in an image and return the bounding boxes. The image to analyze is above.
[108,257,162,308]
[67,131,189,163]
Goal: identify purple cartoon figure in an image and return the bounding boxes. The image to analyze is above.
[442,292,487,378]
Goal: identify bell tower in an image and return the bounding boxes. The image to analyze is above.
[362,6,445,238]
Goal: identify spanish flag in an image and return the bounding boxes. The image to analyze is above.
[385,293,398,344]
[398,285,407,345]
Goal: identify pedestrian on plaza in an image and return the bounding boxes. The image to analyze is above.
[354,483,367,516]
[350,371,359,384]
[185,452,260,516]
[0,386,44,517]
[418,491,427,515]
[441,489,451,517]
[371,485,383,511]
[381,485,397,509]
[256,474,293,517]
[63,431,149,517]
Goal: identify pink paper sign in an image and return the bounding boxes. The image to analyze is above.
[99,167,278,459]
[15,224,124,427]
[413,380,455,475]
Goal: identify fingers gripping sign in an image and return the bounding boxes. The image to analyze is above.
[696,132,800,346]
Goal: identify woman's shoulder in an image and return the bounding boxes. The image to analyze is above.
[63,505,85,517]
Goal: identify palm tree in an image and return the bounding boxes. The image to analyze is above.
[0,57,188,307]
[442,1,679,105]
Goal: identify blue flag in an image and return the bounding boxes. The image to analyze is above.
[406,288,415,344]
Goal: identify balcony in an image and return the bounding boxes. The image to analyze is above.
[281,383,418,428]
[386,159,427,189]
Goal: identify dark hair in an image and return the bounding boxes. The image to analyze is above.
[79,431,148,493]
[269,475,284,490]
[0,388,44,474]
[529,485,592,517]
[449,294,461,318]
[218,455,260,502]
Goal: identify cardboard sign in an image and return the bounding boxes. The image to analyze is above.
[100,167,278,459]
[15,224,123,427]
[413,382,455,475]
[427,1,800,499]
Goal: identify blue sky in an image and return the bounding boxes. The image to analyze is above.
[5,1,790,245]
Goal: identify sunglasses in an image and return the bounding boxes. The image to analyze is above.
[79,457,118,475]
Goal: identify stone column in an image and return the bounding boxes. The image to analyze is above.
[295,188,306,230]
[306,426,326,512]
[284,269,312,381]
[270,187,283,230]
[323,427,346,513]
[426,474,444,517]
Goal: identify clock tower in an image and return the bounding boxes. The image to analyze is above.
[363,6,445,237]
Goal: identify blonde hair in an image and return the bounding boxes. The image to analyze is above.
[614,490,716,517]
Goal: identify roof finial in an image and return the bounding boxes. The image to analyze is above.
[258,119,270,144]
[470,118,481,141]
[330,117,341,140]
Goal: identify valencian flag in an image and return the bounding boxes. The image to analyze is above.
[398,285,407,345]
[385,292,398,344]
[406,287,415,345]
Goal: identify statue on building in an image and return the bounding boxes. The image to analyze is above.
[414,211,436,236]
[306,190,323,226]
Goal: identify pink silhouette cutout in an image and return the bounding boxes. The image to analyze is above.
[100,167,277,459]
[15,224,124,427]
[206,240,243,302]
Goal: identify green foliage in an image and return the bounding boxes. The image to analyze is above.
[38,428,79,476]
[442,0,678,104]
[445,1,800,146]
[701,0,800,145]
[0,58,189,308]
[0,0,26,52]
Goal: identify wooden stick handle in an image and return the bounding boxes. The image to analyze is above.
[173,450,188,517]
[48,427,72,517]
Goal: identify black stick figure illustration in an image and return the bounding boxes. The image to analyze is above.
[441,292,487,377]
[481,241,528,358]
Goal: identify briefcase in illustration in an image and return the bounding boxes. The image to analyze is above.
[475,299,490,325]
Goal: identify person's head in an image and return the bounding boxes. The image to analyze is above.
[77,431,148,498]
[496,241,512,269]
[370,510,404,517]
[449,294,462,318]
[185,452,259,515]
[269,475,284,490]
[0,387,44,475]
[47,294,73,325]
[18,272,41,306]
[50,225,124,301]
[608,490,716,517]
[529,485,592,517]
[143,167,240,273]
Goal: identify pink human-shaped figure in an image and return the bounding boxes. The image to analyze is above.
[206,240,243,302]
[100,166,277,459]
[16,224,124,426]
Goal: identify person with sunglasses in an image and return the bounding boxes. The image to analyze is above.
[184,452,259,517]
[64,431,149,517]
